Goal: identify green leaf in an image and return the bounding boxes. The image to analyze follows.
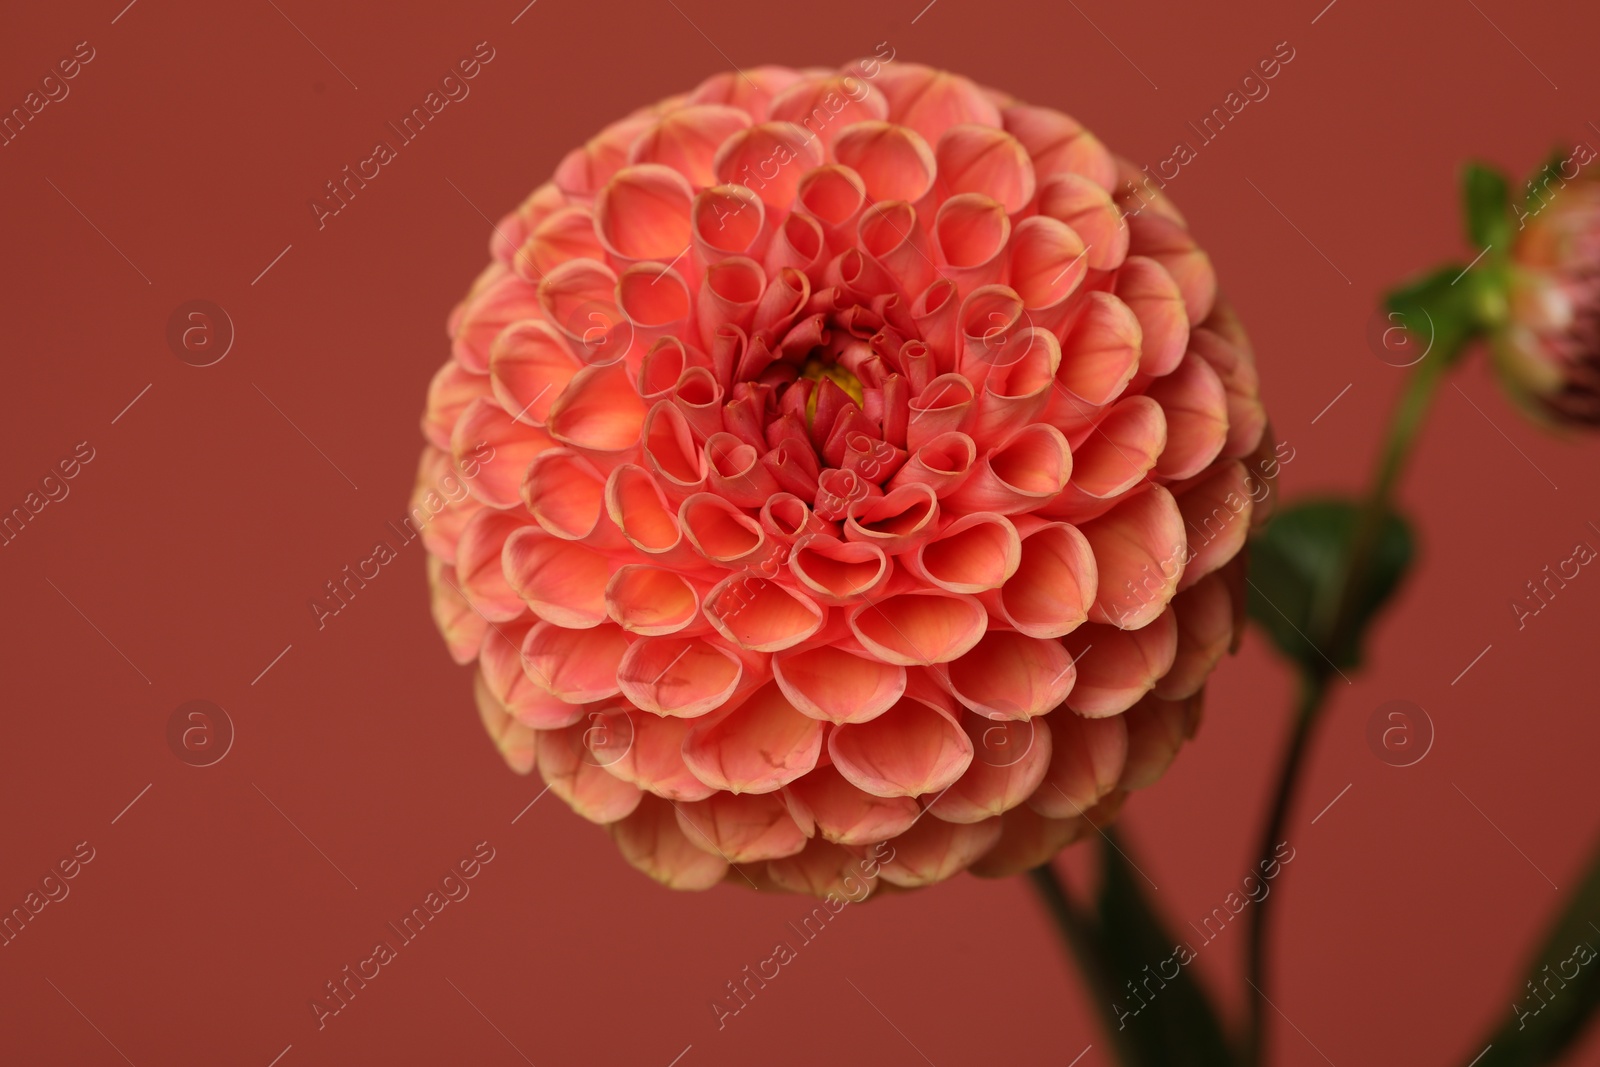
[1094,830,1239,1067]
[1463,161,1512,251]
[1468,834,1600,1066]
[1385,264,1480,364]
[1246,499,1414,676]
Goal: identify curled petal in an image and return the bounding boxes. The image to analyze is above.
[934,194,1011,294]
[1128,211,1217,325]
[606,565,703,636]
[1008,216,1089,328]
[909,512,1021,594]
[906,373,975,452]
[847,591,987,666]
[610,795,728,890]
[783,765,921,845]
[602,712,717,802]
[771,644,906,724]
[547,361,649,454]
[1155,572,1234,700]
[1173,460,1254,591]
[788,534,892,605]
[858,201,935,296]
[1045,395,1165,522]
[1190,326,1267,461]
[1079,485,1185,629]
[522,448,609,542]
[617,634,743,718]
[686,65,803,122]
[537,721,645,824]
[553,114,655,197]
[1062,612,1178,717]
[452,273,541,374]
[423,360,490,450]
[1002,104,1116,190]
[935,125,1037,216]
[675,792,808,862]
[595,164,694,262]
[473,671,537,775]
[928,711,1053,823]
[1053,291,1143,407]
[875,816,1002,887]
[844,483,940,554]
[877,65,1003,143]
[945,423,1071,516]
[1146,351,1229,482]
[692,184,768,264]
[983,520,1097,639]
[455,508,534,622]
[832,122,938,203]
[1114,255,1189,379]
[682,681,824,793]
[537,258,633,366]
[769,74,891,148]
[628,104,753,186]
[503,528,611,628]
[764,212,828,278]
[697,256,766,346]
[938,629,1075,718]
[452,396,555,509]
[489,320,582,427]
[429,559,487,664]
[1037,173,1129,270]
[887,430,977,498]
[829,693,973,797]
[1121,693,1201,790]
[703,572,825,652]
[1027,710,1127,818]
[643,400,708,496]
[479,619,584,729]
[522,621,630,702]
[617,263,693,347]
[712,122,823,209]
[795,164,868,252]
[706,431,781,507]
[968,805,1084,878]
[766,839,879,899]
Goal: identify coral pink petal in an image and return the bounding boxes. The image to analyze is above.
[1036,174,1129,270]
[537,722,645,824]
[522,621,630,702]
[832,122,938,203]
[1128,211,1217,325]
[611,795,729,889]
[503,528,611,628]
[1147,351,1229,481]
[595,164,694,262]
[986,521,1097,639]
[547,360,650,454]
[1079,485,1186,629]
[712,122,823,209]
[1054,291,1143,407]
[681,493,767,567]
[489,320,582,427]
[1191,326,1268,461]
[911,512,1021,594]
[1121,693,1199,790]
[1114,255,1189,378]
[602,713,717,802]
[617,635,743,718]
[703,572,825,652]
[1174,460,1254,590]
[606,565,703,635]
[765,839,879,899]
[1027,710,1127,817]
[452,273,541,374]
[452,397,555,510]
[848,591,987,666]
[1003,104,1116,190]
[454,508,535,622]
[844,483,941,554]
[875,816,1001,887]
[772,643,907,724]
[430,560,487,664]
[768,75,891,148]
[887,431,978,498]
[692,184,767,262]
[522,448,609,541]
[936,124,1036,213]
[941,629,1076,719]
[968,805,1084,878]
[928,711,1053,823]
[788,534,892,604]
[1155,572,1234,700]
[473,672,537,775]
[423,361,491,450]
[945,423,1071,515]
[628,104,753,186]
[520,204,607,279]
[682,682,824,794]
[829,694,973,797]
[1061,612,1178,717]
[879,66,1003,143]
[675,792,808,862]
[784,765,922,845]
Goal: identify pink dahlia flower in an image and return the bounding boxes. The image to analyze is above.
[418,60,1273,895]
[1495,156,1600,426]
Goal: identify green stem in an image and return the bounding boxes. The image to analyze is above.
[1028,864,1138,1067]
[1245,348,1453,1066]
[1241,674,1330,1066]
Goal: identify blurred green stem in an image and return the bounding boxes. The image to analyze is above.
[1028,864,1136,1067]
[1243,346,1454,1065]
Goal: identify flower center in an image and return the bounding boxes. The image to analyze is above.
[801,358,865,427]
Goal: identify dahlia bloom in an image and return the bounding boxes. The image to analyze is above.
[1495,154,1600,426]
[418,60,1272,896]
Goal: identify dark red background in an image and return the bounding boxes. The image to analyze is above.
[2,1,1597,1064]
